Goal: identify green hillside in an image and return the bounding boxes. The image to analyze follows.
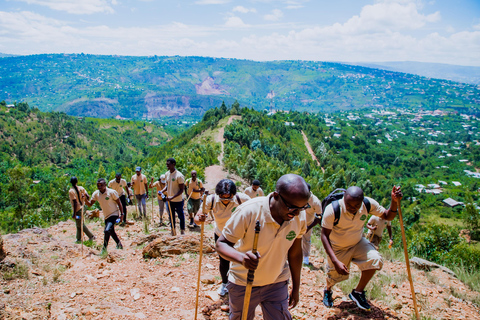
[1,54,478,120]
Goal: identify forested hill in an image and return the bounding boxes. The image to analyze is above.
[0,101,178,232]
[1,54,479,120]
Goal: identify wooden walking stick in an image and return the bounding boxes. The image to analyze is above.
[151,186,155,224]
[166,200,176,236]
[81,203,84,257]
[241,220,261,320]
[194,194,208,320]
[397,198,420,319]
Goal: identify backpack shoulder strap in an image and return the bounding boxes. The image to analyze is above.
[210,195,215,211]
[363,197,371,213]
[332,200,341,226]
[236,194,242,205]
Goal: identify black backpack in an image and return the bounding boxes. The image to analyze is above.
[322,188,371,227]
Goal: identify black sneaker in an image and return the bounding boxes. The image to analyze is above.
[349,290,371,311]
[116,242,123,249]
[323,289,333,308]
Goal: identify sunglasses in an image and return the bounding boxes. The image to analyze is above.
[278,193,311,212]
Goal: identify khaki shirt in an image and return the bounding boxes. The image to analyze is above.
[223,193,307,287]
[322,197,385,249]
[205,192,251,236]
[304,192,322,225]
[186,178,203,200]
[91,188,121,220]
[165,169,185,202]
[367,215,392,237]
[69,186,88,213]
[151,180,167,200]
[108,178,127,197]
[244,186,265,199]
[131,174,147,195]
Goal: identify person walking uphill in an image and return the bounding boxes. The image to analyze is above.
[131,167,148,219]
[160,158,186,235]
[85,178,124,255]
[68,177,95,243]
[186,170,204,228]
[195,179,251,296]
[321,186,402,311]
[216,174,309,320]
[149,175,167,226]
[108,173,130,225]
[302,184,322,266]
[366,215,393,249]
[244,180,264,199]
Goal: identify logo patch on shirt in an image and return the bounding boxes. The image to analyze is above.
[360,215,366,221]
[172,178,175,181]
[286,231,296,241]
[231,207,236,212]
[105,197,110,200]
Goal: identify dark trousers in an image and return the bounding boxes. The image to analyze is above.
[104,215,120,249]
[119,194,127,222]
[168,201,185,231]
[215,233,230,284]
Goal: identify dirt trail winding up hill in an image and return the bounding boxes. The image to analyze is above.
[302,130,324,173]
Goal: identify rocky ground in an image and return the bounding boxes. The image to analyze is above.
[0,204,479,320]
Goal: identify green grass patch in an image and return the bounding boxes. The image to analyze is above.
[1,260,29,280]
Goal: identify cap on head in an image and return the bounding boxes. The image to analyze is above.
[135,166,141,172]
[160,174,165,179]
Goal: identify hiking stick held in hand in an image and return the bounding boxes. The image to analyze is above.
[166,200,176,236]
[81,203,84,257]
[397,198,420,319]
[241,220,261,320]
[194,194,208,320]
[151,186,154,224]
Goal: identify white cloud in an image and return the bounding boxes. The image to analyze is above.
[13,0,115,14]
[232,6,256,14]
[224,16,248,28]
[473,23,480,31]
[285,5,303,9]
[264,9,283,21]
[195,0,230,4]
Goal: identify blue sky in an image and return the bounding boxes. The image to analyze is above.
[0,0,479,66]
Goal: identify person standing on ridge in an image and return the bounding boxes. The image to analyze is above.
[321,186,402,311]
[160,158,186,235]
[302,183,322,266]
[216,174,309,320]
[85,178,124,255]
[108,173,130,225]
[150,174,167,226]
[195,179,251,297]
[131,166,148,219]
[185,170,204,228]
[69,176,95,243]
[244,180,264,199]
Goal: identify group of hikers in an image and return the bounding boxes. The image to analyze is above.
[68,157,402,320]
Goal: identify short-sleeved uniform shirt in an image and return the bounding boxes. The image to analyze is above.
[321,197,385,249]
[368,215,392,237]
[69,186,88,213]
[223,194,307,287]
[304,192,322,225]
[186,178,203,200]
[151,180,166,200]
[206,192,251,236]
[131,174,147,195]
[244,186,264,199]
[164,169,185,202]
[108,178,127,197]
[91,188,121,220]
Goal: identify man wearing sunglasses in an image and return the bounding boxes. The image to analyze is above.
[216,174,310,320]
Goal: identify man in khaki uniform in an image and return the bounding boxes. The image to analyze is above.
[108,173,130,225]
[321,186,402,311]
[85,178,124,255]
[131,166,148,219]
[185,170,204,228]
[244,180,264,199]
[366,215,393,249]
[216,174,310,320]
[302,184,322,266]
[150,175,167,225]
[160,158,186,234]
[68,176,95,243]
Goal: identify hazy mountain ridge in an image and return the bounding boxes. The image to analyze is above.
[1,54,478,120]
[354,61,480,85]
